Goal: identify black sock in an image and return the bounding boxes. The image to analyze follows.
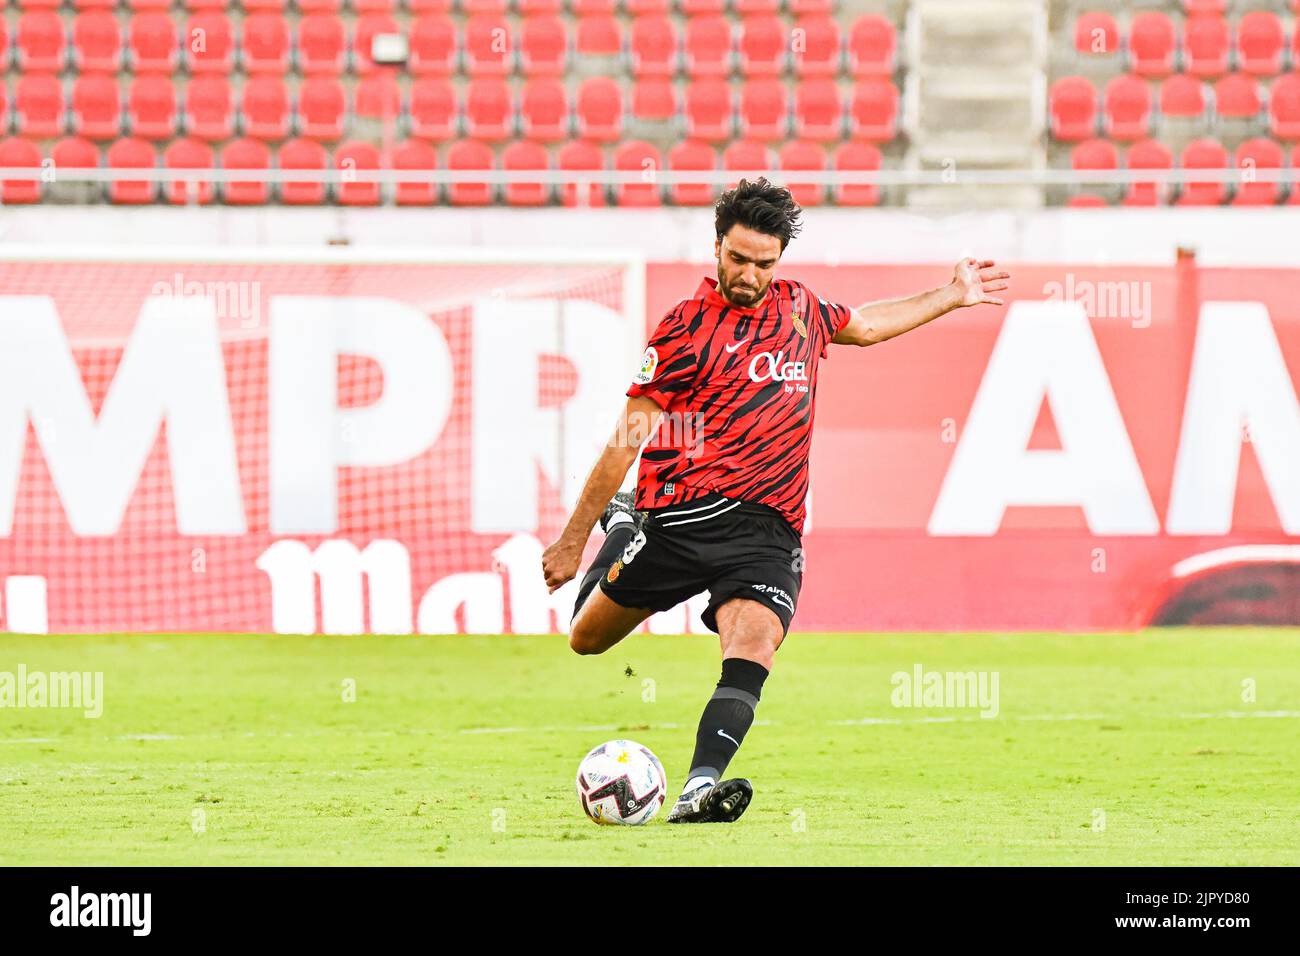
[571,523,635,623]
[685,657,770,784]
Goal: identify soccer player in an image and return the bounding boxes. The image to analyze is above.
[542,178,1010,823]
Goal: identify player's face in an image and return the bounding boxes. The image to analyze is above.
[714,227,782,308]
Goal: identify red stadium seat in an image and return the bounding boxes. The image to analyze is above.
[335,140,382,205]
[631,78,677,125]
[128,75,177,141]
[518,0,562,13]
[680,0,725,15]
[737,15,787,78]
[14,75,65,139]
[1178,138,1228,206]
[832,141,882,207]
[849,79,899,142]
[1128,12,1176,79]
[243,0,291,10]
[723,140,773,184]
[795,79,842,143]
[242,76,291,141]
[630,16,678,79]
[297,0,341,10]
[298,78,346,142]
[128,12,178,73]
[1236,12,1284,77]
[354,73,402,126]
[298,14,346,76]
[1103,74,1151,142]
[667,139,717,206]
[220,138,272,205]
[1268,73,1300,139]
[576,76,623,142]
[186,13,234,74]
[684,79,734,143]
[576,15,621,61]
[520,78,569,142]
[848,15,896,77]
[734,0,780,16]
[739,80,789,143]
[626,0,670,14]
[17,12,66,73]
[163,137,215,205]
[72,11,122,73]
[791,16,841,79]
[464,78,515,141]
[354,0,400,12]
[408,0,454,10]
[278,137,329,205]
[1233,138,1283,206]
[1123,138,1173,206]
[557,138,606,207]
[465,15,513,76]
[1183,0,1226,13]
[353,14,400,75]
[1160,74,1206,121]
[1073,11,1119,58]
[463,0,508,12]
[71,74,121,141]
[1214,73,1261,121]
[0,20,7,73]
[186,76,234,141]
[501,138,551,206]
[520,16,568,76]
[409,17,457,76]
[0,138,43,204]
[1049,76,1097,142]
[684,16,733,79]
[392,138,438,206]
[1183,15,1230,79]
[106,137,157,205]
[242,14,290,74]
[779,139,826,207]
[1067,193,1108,208]
[612,140,662,207]
[572,0,616,14]
[410,79,459,141]
[1072,138,1118,172]
[51,136,99,174]
[16,0,62,8]
[445,138,495,206]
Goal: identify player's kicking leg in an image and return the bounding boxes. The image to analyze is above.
[568,492,653,655]
[667,598,783,823]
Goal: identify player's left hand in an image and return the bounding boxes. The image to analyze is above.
[952,258,1010,308]
[542,535,584,593]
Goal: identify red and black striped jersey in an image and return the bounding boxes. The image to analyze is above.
[627,275,852,532]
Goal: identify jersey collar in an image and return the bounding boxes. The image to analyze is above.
[696,275,773,313]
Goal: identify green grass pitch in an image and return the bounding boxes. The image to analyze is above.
[1,630,1297,866]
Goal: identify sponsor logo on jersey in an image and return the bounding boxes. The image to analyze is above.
[747,350,808,384]
[634,346,658,385]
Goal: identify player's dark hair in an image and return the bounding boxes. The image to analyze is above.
[714,178,803,252]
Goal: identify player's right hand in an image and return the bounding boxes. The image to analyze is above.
[542,536,583,593]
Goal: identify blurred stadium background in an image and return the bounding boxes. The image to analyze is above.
[0,0,1298,635]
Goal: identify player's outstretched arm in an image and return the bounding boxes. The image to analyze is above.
[541,394,664,593]
[832,257,1010,347]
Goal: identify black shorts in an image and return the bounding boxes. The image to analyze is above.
[598,491,803,635]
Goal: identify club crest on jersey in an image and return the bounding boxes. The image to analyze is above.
[792,312,807,338]
[607,560,623,583]
[634,346,658,385]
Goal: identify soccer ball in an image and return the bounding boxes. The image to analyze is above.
[575,739,668,826]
